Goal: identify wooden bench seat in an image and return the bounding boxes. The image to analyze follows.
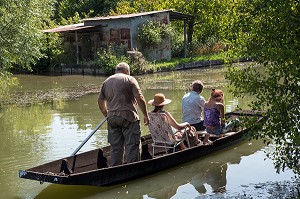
[196,130,238,138]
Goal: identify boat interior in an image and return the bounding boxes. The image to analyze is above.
[26,130,239,176]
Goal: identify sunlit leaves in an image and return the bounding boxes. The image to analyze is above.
[137,21,174,46]
[109,1,136,15]
[0,72,18,105]
[54,0,114,22]
[226,0,300,176]
[0,0,55,71]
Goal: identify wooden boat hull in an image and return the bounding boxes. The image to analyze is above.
[19,110,263,186]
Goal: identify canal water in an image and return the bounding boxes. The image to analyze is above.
[0,63,296,198]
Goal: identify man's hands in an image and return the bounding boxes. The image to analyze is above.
[144,115,149,125]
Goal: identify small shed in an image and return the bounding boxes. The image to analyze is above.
[44,10,193,64]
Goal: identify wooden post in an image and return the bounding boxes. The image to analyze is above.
[183,20,187,58]
[75,31,79,64]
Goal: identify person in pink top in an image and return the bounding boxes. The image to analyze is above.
[203,89,235,142]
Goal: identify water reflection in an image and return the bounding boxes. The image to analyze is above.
[145,141,266,199]
[0,105,53,165]
[0,104,53,198]
[35,140,270,199]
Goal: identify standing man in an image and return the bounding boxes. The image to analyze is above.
[182,80,206,131]
[98,62,149,166]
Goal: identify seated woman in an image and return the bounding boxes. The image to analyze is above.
[203,89,235,143]
[148,93,201,149]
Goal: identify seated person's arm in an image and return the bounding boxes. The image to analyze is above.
[217,103,225,127]
[165,111,189,130]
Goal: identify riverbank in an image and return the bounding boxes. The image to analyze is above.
[46,56,251,75]
[2,58,253,107]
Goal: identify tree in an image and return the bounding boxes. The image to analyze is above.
[0,0,55,71]
[0,0,55,100]
[54,0,121,24]
[225,0,300,176]
[110,0,172,15]
[171,0,231,46]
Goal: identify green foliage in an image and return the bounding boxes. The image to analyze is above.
[225,0,300,176]
[0,71,18,106]
[33,30,65,73]
[109,0,136,15]
[54,0,118,24]
[111,0,172,15]
[170,0,231,44]
[45,32,65,66]
[127,49,150,75]
[169,28,184,58]
[146,52,228,72]
[59,12,82,25]
[0,0,55,72]
[97,46,150,75]
[96,45,129,75]
[137,20,174,46]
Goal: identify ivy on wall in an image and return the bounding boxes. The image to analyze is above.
[136,20,174,46]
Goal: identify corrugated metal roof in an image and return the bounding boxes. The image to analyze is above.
[83,9,192,22]
[43,23,94,33]
[43,10,193,33]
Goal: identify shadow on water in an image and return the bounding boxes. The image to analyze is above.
[36,139,266,199]
[36,184,113,199]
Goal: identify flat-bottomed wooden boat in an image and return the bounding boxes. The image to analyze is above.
[19,110,263,186]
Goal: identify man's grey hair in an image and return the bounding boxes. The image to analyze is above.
[115,62,130,74]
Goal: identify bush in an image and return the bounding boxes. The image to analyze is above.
[170,30,184,58]
[197,37,228,55]
[97,45,129,75]
[137,20,174,46]
[127,49,148,75]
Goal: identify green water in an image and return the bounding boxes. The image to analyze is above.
[0,64,296,199]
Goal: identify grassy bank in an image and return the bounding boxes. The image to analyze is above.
[145,52,229,72]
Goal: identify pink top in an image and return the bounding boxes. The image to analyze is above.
[203,105,220,128]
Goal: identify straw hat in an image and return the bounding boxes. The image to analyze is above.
[148,93,171,106]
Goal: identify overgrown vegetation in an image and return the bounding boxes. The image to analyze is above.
[0,72,18,107]
[136,20,174,46]
[147,51,229,72]
[96,45,130,75]
[225,0,300,177]
[0,0,55,98]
